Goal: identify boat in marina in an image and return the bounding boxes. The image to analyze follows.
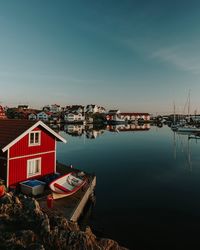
[171,102,180,131]
[175,91,200,133]
[177,126,200,133]
[49,172,87,199]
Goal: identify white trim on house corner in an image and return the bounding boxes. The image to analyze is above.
[54,141,57,173]
[7,149,10,187]
[2,120,67,153]
[9,150,55,161]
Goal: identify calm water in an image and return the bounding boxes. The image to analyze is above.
[57,125,200,250]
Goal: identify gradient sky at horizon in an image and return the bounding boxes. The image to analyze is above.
[1,0,200,114]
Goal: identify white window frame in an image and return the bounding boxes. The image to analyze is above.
[27,157,41,178]
[29,131,41,146]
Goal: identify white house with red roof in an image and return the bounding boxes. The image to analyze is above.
[120,113,150,121]
[64,112,85,123]
[0,120,66,187]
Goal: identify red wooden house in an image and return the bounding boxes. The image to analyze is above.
[0,120,66,187]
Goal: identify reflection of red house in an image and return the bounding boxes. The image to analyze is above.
[0,106,7,119]
[0,120,66,187]
[106,112,150,122]
[107,124,150,132]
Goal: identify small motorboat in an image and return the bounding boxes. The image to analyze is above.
[49,172,87,199]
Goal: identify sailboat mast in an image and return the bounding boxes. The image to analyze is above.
[188,90,191,123]
[173,101,176,124]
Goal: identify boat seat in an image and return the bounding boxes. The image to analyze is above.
[54,183,69,192]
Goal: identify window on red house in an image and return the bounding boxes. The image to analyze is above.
[27,158,41,177]
[29,131,41,146]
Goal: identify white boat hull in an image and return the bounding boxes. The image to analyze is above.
[177,127,200,133]
[49,172,87,199]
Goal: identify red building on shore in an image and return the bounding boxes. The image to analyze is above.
[0,106,7,119]
[0,120,66,187]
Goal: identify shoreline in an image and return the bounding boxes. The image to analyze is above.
[0,191,128,250]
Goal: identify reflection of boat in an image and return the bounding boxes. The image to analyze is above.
[177,126,200,133]
[108,117,126,124]
[186,135,192,171]
[173,132,192,171]
[49,172,87,199]
[188,133,200,141]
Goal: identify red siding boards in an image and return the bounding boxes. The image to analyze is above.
[8,126,56,186]
[9,127,55,158]
[9,152,55,186]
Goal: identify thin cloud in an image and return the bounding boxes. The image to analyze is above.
[151,47,200,75]
[0,70,102,85]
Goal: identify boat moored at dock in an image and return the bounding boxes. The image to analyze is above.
[49,172,87,199]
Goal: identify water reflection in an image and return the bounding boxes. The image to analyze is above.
[65,124,85,137]
[56,125,200,249]
[51,123,151,139]
[172,131,200,172]
[107,123,150,132]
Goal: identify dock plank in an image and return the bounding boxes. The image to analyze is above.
[37,165,96,222]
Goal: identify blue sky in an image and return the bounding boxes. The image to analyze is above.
[1,0,200,114]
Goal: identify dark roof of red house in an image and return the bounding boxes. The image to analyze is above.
[0,119,66,151]
[0,120,36,150]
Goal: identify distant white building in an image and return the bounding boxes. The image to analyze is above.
[66,105,84,114]
[86,104,106,114]
[64,112,85,122]
[50,104,61,113]
[28,113,37,121]
[86,104,99,114]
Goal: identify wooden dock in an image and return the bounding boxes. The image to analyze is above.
[37,164,96,222]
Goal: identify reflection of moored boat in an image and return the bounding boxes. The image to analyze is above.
[107,117,126,125]
[177,126,200,133]
[49,172,87,199]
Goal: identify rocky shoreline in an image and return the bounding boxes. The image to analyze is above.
[0,192,128,250]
